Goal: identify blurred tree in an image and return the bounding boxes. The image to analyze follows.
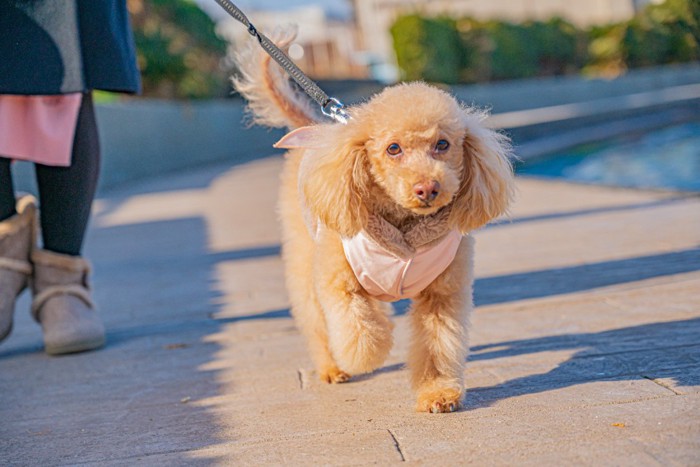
[584,23,627,77]
[391,15,463,84]
[456,18,584,82]
[648,0,700,45]
[531,18,587,76]
[639,0,700,63]
[127,0,230,98]
[485,21,539,80]
[455,18,492,83]
[590,0,700,73]
[391,15,427,81]
[623,15,679,67]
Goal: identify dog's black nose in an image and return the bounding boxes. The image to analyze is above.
[413,180,440,202]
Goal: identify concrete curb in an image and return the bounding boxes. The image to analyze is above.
[452,62,700,112]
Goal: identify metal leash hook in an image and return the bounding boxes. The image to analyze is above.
[322,98,350,125]
[214,0,351,125]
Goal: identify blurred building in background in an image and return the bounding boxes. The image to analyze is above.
[213,2,368,80]
[201,0,664,83]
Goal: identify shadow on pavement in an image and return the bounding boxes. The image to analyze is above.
[392,246,700,314]
[0,184,230,464]
[474,246,700,306]
[467,317,700,409]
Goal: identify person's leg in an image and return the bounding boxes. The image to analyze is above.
[0,157,16,221]
[31,93,105,354]
[0,158,36,343]
[35,93,100,256]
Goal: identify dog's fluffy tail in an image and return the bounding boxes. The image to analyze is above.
[232,26,319,129]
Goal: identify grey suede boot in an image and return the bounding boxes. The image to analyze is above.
[0,195,36,342]
[31,248,105,355]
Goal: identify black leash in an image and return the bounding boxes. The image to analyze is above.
[213,0,350,124]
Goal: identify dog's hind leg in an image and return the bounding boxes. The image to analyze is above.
[284,238,349,384]
[313,233,394,375]
[287,268,350,383]
[280,155,348,383]
[294,305,350,384]
[289,284,350,383]
[408,237,473,413]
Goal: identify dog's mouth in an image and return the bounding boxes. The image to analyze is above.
[409,200,443,215]
[409,188,460,216]
[376,177,454,217]
[402,177,456,215]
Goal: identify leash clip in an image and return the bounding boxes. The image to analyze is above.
[322,98,350,125]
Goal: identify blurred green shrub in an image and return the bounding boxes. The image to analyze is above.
[393,15,585,83]
[584,23,627,77]
[128,0,229,98]
[486,18,584,80]
[484,21,539,80]
[391,15,463,84]
[625,0,700,66]
[392,0,699,84]
[588,0,699,75]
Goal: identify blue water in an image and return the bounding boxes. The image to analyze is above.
[518,122,700,192]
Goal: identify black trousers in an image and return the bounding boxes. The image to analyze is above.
[0,93,100,256]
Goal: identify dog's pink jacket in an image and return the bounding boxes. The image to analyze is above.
[342,229,462,302]
[276,126,463,302]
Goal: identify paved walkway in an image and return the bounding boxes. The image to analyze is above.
[1,156,699,465]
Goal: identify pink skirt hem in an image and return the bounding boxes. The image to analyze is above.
[0,93,82,167]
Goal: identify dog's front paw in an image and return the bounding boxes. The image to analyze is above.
[416,388,463,413]
[320,366,351,384]
[327,300,394,375]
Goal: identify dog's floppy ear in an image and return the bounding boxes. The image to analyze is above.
[299,124,370,237]
[275,126,323,149]
[449,110,516,233]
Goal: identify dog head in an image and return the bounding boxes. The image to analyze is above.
[277,82,515,237]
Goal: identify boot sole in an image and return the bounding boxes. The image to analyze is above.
[45,336,106,356]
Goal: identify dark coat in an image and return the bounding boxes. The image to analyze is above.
[0,0,141,95]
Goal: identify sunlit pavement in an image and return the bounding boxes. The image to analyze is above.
[1,155,699,465]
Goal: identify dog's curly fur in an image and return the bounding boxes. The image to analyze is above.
[233,28,515,413]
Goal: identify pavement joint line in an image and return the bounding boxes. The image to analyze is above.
[570,393,681,408]
[387,429,406,462]
[297,368,308,390]
[642,375,683,396]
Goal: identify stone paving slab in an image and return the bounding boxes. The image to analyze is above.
[1,155,699,466]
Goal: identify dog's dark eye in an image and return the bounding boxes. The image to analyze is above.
[436,139,450,151]
[386,143,402,157]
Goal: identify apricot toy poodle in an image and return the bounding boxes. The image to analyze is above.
[233,29,515,413]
